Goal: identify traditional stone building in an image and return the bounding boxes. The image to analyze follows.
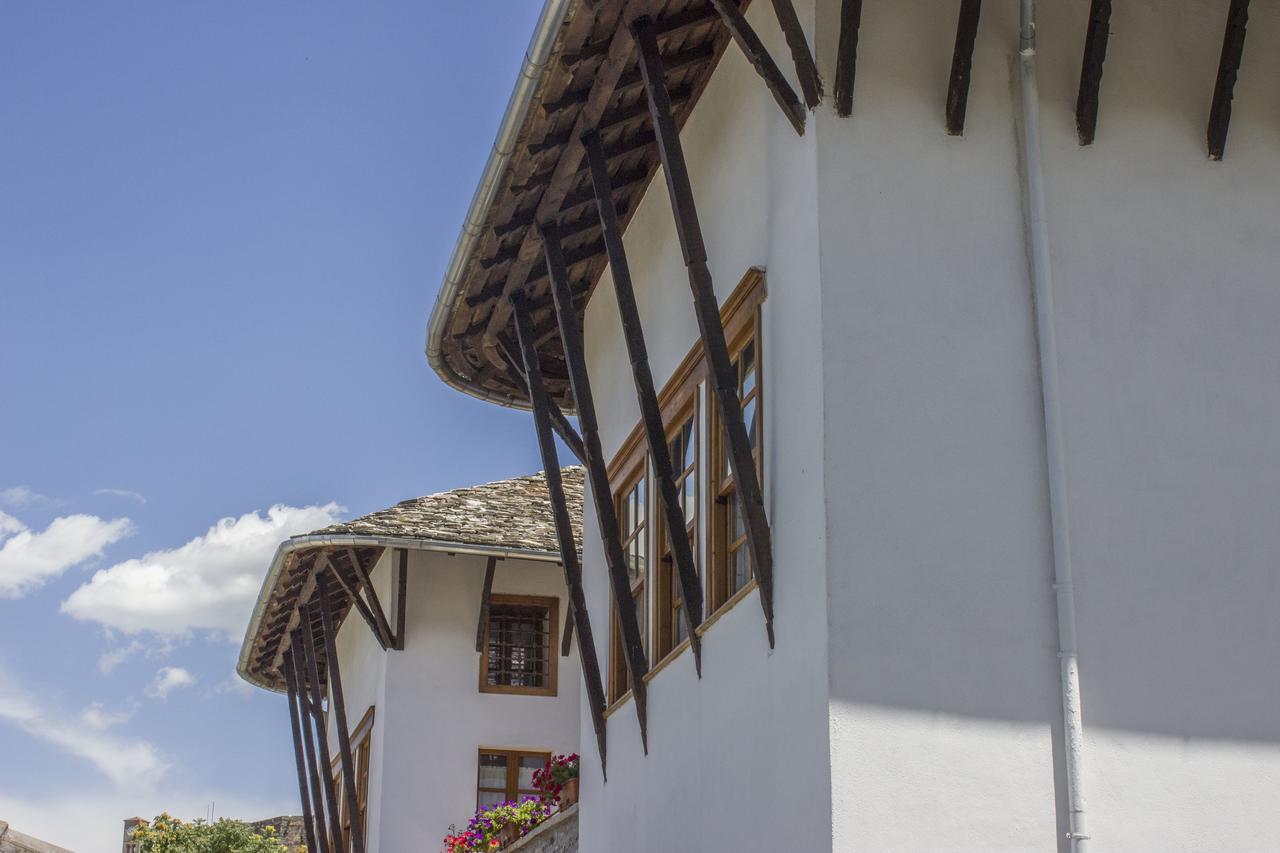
[0,820,73,853]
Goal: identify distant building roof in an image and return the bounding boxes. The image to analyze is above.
[0,819,75,853]
[237,468,582,692]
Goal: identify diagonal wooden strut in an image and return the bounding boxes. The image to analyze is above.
[1075,0,1113,146]
[583,129,705,673]
[708,0,806,135]
[496,342,588,464]
[317,573,365,853]
[562,607,575,657]
[282,653,320,853]
[474,556,498,654]
[541,222,653,750]
[834,0,864,117]
[769,0,823,108]
[299,617,343,853]
[322,553,389,652]
[511,292,610,776]
[631,17,777,646]
[945,0,982,136]
[346,549,395,649]
[1208,0,1250,161]
[287,645,333,853]
[392,548,408,651]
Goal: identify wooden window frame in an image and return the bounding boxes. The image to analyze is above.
[330,705,375,852]
[476,748,551,808]
[652,395,699,666]
[606,460,648,709]
[479,594,560,697]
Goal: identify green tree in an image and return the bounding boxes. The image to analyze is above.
[131,813,293,853]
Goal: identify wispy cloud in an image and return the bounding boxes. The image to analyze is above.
[0,672,167,788]
[98,639,147,675]
[0,510,134,598]
[62,502,343,639]
[145,666,196,699]
[0,485,54,510]
[96,488,147,505]
[79,701,136,731]
[213,672,255,699]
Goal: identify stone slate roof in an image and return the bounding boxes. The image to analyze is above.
[310,467,583,553]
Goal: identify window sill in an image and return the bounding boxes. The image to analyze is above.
[479,685,558,698]
[696,579,759,638]
[603,690,633,719]
[642,638,693,684]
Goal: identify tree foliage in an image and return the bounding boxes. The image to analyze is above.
[131,813,291,853]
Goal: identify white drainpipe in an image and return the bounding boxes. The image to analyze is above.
[1016,1,1090,849]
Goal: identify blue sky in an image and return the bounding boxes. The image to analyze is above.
[0,4,548,850]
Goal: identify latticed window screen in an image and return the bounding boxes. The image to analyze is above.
[483,596,555,693]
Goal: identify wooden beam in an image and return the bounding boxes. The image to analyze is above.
[317,573,365,853]
[497,345,588,464]
[1075,0,1113,145]
[769,0,823,108]
[494,166,649,239]
[299,618,343,853]
[511,291,610,777]
[287,647,332,853]
[562,6,719,68]
[1208,0,1250,161]
[541,222,651,750]
[584,129,705,673]
[542,42,714,120]
[945,0,982,136]
[834,0,864,117]
[562,606,575,657]
[324,553,389,651]
[474,556,498,654]
[346,549,396,649]
[392,548,408,651]
[632,17,778,646]
[481,0,660,367]
[282,655,320,853]
[708,0,806,135]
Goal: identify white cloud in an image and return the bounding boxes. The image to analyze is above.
[98,639,147,675]
[96,487,147,504]
[80,701,135,731]
[61,503,342,639]
[0,511,134,598]
[0,485,52,510]
[145,666,196,699]
[0,681,167,788]
[213,672,255,699]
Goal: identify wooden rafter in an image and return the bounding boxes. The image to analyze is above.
[632,15,778,646]
[392,548,408,651]
[563,5,719,68]
[324,553,389,651]
[583,129,705,672]
[1208,0,1250,161]
[282,653,320,853]
[708,0,806,135]
[345,548,396,648]
[481,0,659,368]
[834,0,864,117]
[1075,0,1113,146]
[542,222,652,751]
[562,607,575,657]
[299,620,343,853]
[768,0,823,108]
[287,646,332,853]
[945,0,982,136]
[474,556,499,654]
[317,573,365,853]
[511,291,610,776]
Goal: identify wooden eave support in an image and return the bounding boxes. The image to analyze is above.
[834,0,864,117]
[708,0,806,135]
[324,552,391,651]
[562,6,720,68]
[392,547,408,651]
[286,645,333,853]
[497,344,588,464]
[282,653,321,853]
[510,292,611,776]
[583,129,706,671]
[768,0,823,108]
[474,556,499,653]
[541,222,654,750]
[1208,0,1250,161]
[562,607,575,657]
[299,620,343,853]
[345,548,396,648]
[632,17,778,646]
[1075,0,1113,145]
[945,0,982,136]
[317,572,366,853]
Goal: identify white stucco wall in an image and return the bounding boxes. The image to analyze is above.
[576,1,832,851]
[326,548,580,852]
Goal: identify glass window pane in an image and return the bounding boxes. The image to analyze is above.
[478,789,506,809]
[517,756,543,790]
[741,340,756,397]
[684,475,697,522]
[743,397,758,451]
[478,754,507,789]
[732,545,751,594]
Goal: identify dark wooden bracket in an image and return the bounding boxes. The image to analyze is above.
[768,0,823,108]
[298,618,342,853]
[945,0,982,136]
[1208,0,1250,161]
[321,553,389,652]
[317,573,365,853]
[632,17,778,647]
[541,221,653,750]
[392,547,408,651]
[496,342,588,464]
[474,556,499,653]
[583,129,705,673]
[282,651,321,853]
[288,639,334,853]
[562,606,575,657]
[511,291,611,777]
[834,0,864,117]
[346,549,396,649]
[1075,0,1113,146]
[708,0,806,135]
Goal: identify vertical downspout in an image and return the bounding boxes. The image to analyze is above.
[1016,2,1090,850]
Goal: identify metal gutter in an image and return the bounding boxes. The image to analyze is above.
[424,0,580,410]
[236,532,563,693]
